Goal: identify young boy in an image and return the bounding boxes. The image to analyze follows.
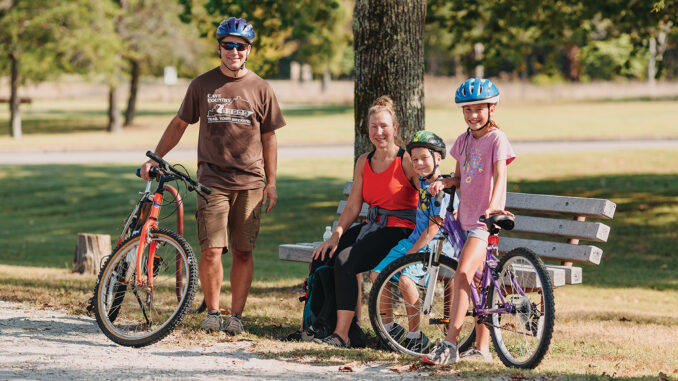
[371,130,458,352]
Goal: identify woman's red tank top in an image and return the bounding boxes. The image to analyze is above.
[362,150,417,229]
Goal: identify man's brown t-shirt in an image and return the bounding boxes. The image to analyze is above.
[177,68,286,190]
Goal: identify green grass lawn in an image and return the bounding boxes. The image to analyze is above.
[1,99,677,149]
[1,149,677,379]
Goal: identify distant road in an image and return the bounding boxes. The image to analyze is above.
[1,139,677,164]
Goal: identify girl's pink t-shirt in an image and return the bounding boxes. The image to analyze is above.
[450,128,516,231]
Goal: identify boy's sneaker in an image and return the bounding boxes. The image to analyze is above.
[421,341,459,365]
[459,348,493,362]
[222,314,244,336]
[377,323,406,350]
[201,313,222,333]
[403,332,431,353]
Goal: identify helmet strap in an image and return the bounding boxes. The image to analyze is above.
[469,104,492,134]
[425,149,438,180]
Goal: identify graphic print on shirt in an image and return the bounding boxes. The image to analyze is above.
[463,148,484,183]
[418,186,430,211]
[206,94,254,125]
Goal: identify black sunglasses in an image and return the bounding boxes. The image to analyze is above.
[219,41,249,51]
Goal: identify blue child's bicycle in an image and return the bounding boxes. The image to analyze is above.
[369,186,554,369]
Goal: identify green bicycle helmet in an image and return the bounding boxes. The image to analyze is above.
[407,130,446,160]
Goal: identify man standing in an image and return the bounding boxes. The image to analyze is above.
[141,17,285,335]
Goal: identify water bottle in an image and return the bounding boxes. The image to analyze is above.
[322,226,332,241]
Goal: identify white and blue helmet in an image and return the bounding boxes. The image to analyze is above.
[454,78,500,107]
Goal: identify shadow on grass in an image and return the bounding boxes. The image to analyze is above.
[281,104,353,116]
[0,164,676,291]
[0,109,176,136]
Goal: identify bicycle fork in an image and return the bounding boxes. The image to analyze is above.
[134,192,163,299]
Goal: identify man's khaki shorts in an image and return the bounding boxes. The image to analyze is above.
[196,187,263,253]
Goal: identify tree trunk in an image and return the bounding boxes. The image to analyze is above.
[108,84,123,133]
[9,53,22,139]
[73,233,111,275]
[353,0,426,162]
[648,37,657,87]
[321,68,331,93]
[125,59,140,126]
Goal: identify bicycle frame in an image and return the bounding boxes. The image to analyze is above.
[422,207,522,319]
[130,175,184,294]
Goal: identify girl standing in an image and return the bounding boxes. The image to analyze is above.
[423,78,515,365]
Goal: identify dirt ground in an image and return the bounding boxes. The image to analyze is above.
[0,300,428,381]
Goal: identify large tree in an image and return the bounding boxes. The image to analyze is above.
[0,0,118,138]
[116,0,209,127]
[180,0,351,77]
[353,0,426,161]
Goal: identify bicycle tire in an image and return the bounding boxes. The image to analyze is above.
[369,253,476,357]
[486,247,555,368]
[93,228,197,347]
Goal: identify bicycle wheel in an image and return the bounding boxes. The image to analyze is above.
[93,228,197,347]
[486,247,555,368]
[369,253,476,357]
[103,201,150,322]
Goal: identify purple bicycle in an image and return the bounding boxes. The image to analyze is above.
[369,186,554,368]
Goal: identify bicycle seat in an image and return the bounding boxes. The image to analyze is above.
[480,214,515,233]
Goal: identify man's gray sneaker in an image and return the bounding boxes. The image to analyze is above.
[201,313,222,333]
[223,314,244,336]
[421,341,459,365]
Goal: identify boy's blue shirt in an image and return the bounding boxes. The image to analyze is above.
[407,177,458,256]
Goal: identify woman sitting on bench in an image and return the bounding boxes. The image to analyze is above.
[310,96,419,348]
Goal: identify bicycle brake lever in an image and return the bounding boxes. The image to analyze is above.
[197,191,209,204]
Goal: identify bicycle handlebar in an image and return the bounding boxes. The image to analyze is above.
[137,151,212,196]
[433,185,456,207]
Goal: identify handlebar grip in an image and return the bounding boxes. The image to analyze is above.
[146,151,164,165]
[434,191,445,207]
[199,184,212,195]
[136,166,160,179]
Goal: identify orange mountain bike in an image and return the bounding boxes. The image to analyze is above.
[92,151,211,347]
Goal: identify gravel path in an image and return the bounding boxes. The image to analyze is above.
[0,300,426,381]
[1,138,677,164]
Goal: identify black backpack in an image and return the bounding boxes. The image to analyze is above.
[300,258,336,340]
[293,256,366,348]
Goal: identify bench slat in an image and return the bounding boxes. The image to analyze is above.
[547,265,582,285]
[512,216,610,242]
[337,200,369,217]
[338,201,611,243]
[343,181,616,219]
[499,237,602,265]
[506,192,616,219]
[277,244,574,287]
[279,243,318,263]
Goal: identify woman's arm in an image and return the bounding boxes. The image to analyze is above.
[401,150,419,189]
[311,154,367,260]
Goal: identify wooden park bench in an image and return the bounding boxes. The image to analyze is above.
[279,181,616,288]
[0,97,32,104]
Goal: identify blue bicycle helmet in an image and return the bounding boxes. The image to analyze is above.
[216,17,255,44]
[454,78,500,107]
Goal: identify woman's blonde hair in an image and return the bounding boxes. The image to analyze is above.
[367,95,398,127]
